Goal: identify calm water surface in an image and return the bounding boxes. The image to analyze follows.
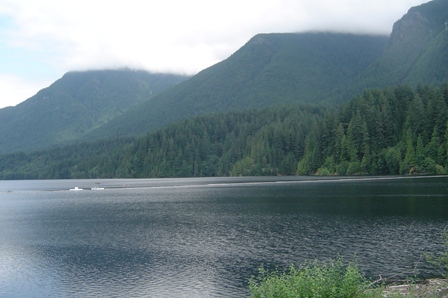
[1,176,448,297]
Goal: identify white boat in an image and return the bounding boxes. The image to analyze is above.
[69,187,83,191]
[91,183,105,190]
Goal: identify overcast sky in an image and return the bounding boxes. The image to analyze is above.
[0,0,429,108]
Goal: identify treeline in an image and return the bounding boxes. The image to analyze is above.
[0,138,134,179]
[297,84,448,175]
[0,83,447,179]
[0,105,325,179]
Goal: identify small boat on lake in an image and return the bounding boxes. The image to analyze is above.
[69,187,83,191]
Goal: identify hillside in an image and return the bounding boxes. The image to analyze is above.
[355,0,448,88]
[2,83,447,179]
[0,69,188,153]
[85,0,448,140]
[84,33,388,140]
[1,0,448,155]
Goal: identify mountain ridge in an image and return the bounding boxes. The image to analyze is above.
[0,69,189,153]
[1,0,448,154]
[354,0,448,88]
[82,32,389,141]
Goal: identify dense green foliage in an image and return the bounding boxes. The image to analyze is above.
[0,138,134,179]
[249,259,380,298]
[0,105,325,179]
[0,69,188,153]
[248,258,446,298]
[120,105,324,177]
[1,83,448,179]
[296,83,448,175]
[250,231,448,298]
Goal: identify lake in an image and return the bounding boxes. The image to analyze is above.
[1,176,447,297]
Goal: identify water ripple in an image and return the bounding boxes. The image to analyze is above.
[0,177,447,297]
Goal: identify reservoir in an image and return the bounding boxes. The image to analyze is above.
[1,176,447,297]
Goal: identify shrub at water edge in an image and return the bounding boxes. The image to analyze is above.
[248,259,384,298]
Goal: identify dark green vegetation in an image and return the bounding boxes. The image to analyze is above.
[0,69,188,153]
[296,84,448,176]
[0,0,447,176]
[1,83,448,179]
[250,231,448,298]
[248,259,388,298]
[0,105,322,179]
[248,259,445,298]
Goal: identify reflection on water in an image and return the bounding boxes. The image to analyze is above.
[0,176,447,297]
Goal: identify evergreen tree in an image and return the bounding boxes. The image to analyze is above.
[403,128,416,171]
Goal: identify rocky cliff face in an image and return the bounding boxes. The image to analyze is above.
[355,0,448,88]
[389,10,430,47]
[388,0,448,48]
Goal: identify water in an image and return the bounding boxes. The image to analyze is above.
[0,176,447,297]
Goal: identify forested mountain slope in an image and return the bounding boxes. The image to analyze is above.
[0,70,188,153]
[296,84,448,175]
[355,0,448,89]
[0,104,326,179]
[1,83,448,179]
[83,0,448,141]
[1,0,448,157]
[84,33,388,140]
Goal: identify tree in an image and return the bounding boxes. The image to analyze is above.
[403,128,416,169]
[415,135,425,169]
[334,122,345,164]
[404,94,426,140]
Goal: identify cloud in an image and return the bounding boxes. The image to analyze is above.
[0,73,51,108]
[0,0,428,108]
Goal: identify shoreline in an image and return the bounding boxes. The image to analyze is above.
[383,279,448,297]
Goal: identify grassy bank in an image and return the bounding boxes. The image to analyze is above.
[248,259,447,297]
[249,227,448,297]
[249,259,381,297]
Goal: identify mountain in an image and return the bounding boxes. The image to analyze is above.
[1,0,448,154]
[85,0,448,140]
[83,33,389,140]
[0,69,188,153]
[2,83,447,179]
[355,0,448,88]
